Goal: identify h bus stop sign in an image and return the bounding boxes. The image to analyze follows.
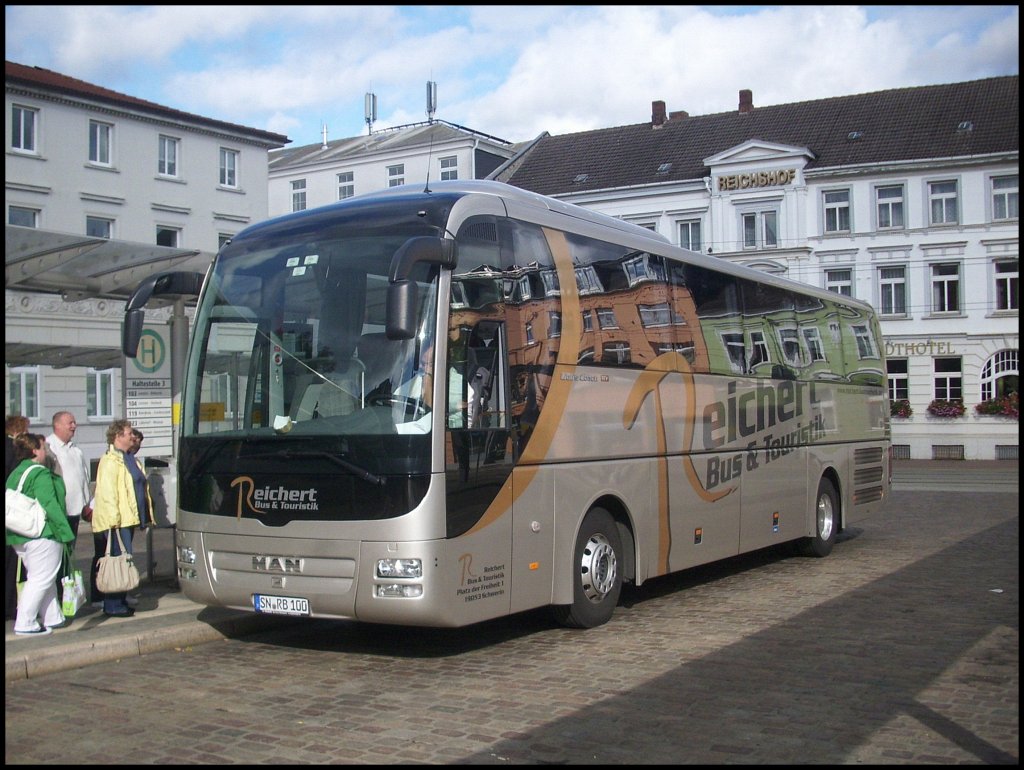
[124,324,176,526]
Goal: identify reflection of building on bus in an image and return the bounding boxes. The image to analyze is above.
[493,79,1017,462]
[124,181,889,631]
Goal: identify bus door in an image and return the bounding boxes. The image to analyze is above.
[444,321,514,535]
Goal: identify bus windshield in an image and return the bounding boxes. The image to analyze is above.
[182,212,441,474]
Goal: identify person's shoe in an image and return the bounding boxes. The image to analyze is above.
[14,625,53,636]
[103,608,135,618]
[90,601,103,608]
[47,620,70,630]
[125,594,139,607]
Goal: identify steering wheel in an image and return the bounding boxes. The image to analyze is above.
[368,393,429,420]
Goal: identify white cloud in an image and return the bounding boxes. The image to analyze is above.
[5,5,1018,144]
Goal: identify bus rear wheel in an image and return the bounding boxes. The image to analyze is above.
[551,508,623,628]
[798,477,838,558]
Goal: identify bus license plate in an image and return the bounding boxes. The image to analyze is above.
[253,594,309,616]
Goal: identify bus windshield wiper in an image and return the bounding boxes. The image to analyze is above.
[277,449,385,486]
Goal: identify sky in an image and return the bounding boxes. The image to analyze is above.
[5,5,1019,149]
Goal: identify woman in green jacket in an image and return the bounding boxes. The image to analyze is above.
[6,433,74,636]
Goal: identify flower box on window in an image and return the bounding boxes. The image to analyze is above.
[926,398,966,418]
[974,393,1019,420]
[890,399,913,418]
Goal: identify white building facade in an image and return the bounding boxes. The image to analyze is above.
[5,61,287,462]
[497,80,1018,460]
[268,120,516,218]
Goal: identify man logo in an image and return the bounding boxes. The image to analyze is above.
[252,555,303,573]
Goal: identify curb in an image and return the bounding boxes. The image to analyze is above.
[5,611,291,682]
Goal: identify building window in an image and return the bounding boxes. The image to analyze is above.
[802,327,826,362]
[879,266,907,315]
[158,135,179,177]
[748,331,770,369]
[825,268,852,296]
[742,210,778,249]
[11,104,38,153]
[823,189,851,233]
[980,349,1018,401]
[876,184,905,229]
[930,263,960,313]
[88,120,112,165]
[219,148,239,187]
[86,216,113,238]
[679,219,701,252]
[156,226,180,248]
[722,332,746,372]
[439,156,458,181]
[601,341,631,365]
[778,328,805,367]
[337,171,354,199]
[86,368,115,419]
[540,270,560,296]
[994,259,1018,311]
[574,266,603,295]
[623,253,665,285]
[8,367,40,421]
[887,358,909,400]
[928,180,958,225]
[387,164,405,187]
[596,307,619,329]
[291,179,306,212]
[853,325,877,359]
[934,357,962,400]
[548,311,561,338]
[638,303,676,327]
[9,205,39,228]
[992,175,1018,221]
[581,310,593,332]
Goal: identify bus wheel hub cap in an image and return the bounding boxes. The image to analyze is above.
[580,534,617,602]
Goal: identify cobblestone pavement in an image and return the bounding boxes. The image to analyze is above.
[5,485,1018,765]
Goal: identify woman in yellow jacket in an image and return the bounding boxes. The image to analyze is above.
[92,419,153,617]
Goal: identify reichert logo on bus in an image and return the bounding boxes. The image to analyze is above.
[230,476,320,518]
[624,352,828,497]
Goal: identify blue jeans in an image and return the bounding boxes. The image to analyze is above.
[97,527,134,615]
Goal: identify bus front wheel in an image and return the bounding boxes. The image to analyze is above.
[551,508,623,628]
[798,477,838,558]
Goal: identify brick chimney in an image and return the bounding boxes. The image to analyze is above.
[652,100,667,127]
[739,89,753,114]
[669,110,689,120]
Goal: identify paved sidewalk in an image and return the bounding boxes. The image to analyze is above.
[5,459,1017,681]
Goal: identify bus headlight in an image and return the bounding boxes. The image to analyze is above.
[375,583,423,598]
[376,558,422,578]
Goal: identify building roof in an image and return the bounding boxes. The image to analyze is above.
[496,76,1019,196]
[268,119,514,173]
[5,60,289,147]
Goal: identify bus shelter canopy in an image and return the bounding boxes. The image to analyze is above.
[5,224,212,369]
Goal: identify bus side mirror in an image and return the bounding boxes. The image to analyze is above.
[122,271,204,356]
[123,308,146,357]
[385,237,456,340]
[386,281,417,340]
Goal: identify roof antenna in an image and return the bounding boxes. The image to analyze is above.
[424,80,437,193]
[364,92,377,135]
